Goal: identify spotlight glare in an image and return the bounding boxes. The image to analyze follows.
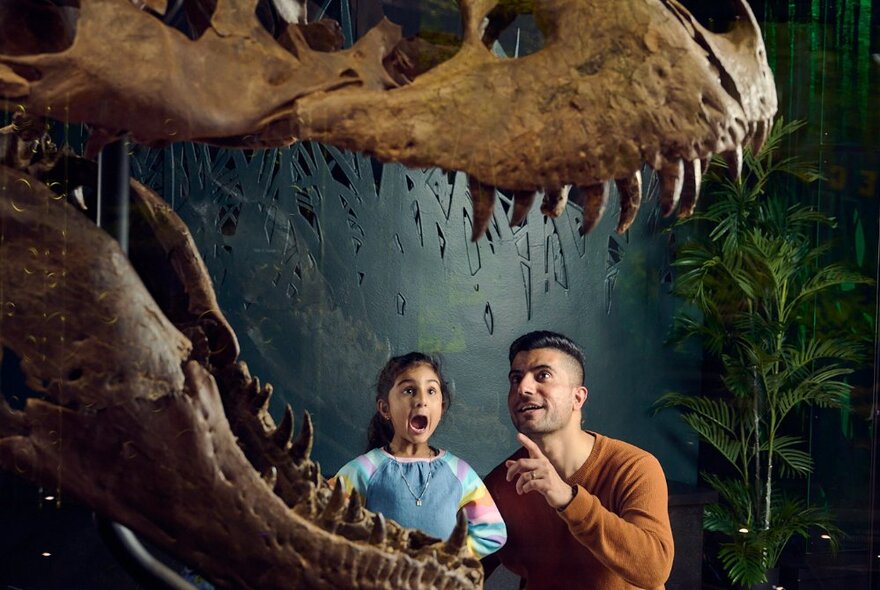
[44,495,55,501]
[41,552,51,557]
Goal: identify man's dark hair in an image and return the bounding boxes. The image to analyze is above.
[508,330,586,385]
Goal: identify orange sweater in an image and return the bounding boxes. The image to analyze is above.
[484,432,674,590]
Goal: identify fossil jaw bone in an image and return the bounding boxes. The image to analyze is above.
[0,0,776,236]
[294,0,777,233]
[0,144,484,589]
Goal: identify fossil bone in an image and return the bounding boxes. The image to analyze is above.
[0,0,777,237]
[0,128,483,589]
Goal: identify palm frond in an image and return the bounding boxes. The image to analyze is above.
[761,435,813,477]
[718,540,769,586]
[702,474,754,525]
[655,394,744,471]
[788,265,875,311]
[775,376,851,419]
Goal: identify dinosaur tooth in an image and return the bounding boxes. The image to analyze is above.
[658,159,684,217]
[614,170,642,234]
[509,190,537,227]
[468,177,496,241]
[722,144,743,181]
[345,489,364,522]
[250,381,272,413]
[443,509,468,556]
[294,489,318,518]
[321,480,346,520]
[271,404,294,448]
[677,159,703,219]
[261,465,278,490]
[369,512,387,545]
[540,185,570,218]
[577,182,610,235]
[309,461,322,486]
[750,118,771,155]
[290,410,313,464]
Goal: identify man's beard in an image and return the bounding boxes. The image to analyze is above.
[514,407,567,435]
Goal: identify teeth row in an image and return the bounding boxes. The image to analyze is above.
[325,515,480,590]
[464,120,772,239]
[239,373,477,583]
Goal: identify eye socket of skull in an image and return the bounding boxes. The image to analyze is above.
[0,1,78,55]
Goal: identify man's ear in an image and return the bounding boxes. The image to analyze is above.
[376,399,390,420]
[573,386,588,410]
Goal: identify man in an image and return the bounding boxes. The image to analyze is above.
[483,330,673,590]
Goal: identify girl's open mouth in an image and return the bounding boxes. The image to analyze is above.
[409,415,429,433]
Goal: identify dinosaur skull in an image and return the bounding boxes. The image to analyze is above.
[0,119,482,589]
[0,0,777,236]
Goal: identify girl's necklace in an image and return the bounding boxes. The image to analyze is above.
[393,459,433,506]
[385,445,438,507]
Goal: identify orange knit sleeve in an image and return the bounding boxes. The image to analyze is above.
[557,452,674,589]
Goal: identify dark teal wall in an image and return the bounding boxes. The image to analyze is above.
[131,143,701,482]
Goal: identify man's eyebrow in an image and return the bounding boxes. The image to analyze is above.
[508,363,553,378]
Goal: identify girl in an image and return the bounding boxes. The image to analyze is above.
[333,352,506,559]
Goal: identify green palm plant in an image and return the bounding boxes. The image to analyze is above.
[655,119,872,587]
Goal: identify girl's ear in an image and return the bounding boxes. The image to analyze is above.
[376,399,390,420]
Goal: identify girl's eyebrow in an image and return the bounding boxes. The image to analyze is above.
[395,378,441,386]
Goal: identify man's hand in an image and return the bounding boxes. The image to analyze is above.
[505,433,576,510]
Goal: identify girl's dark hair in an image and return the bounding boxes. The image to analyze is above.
[366,352,452,451]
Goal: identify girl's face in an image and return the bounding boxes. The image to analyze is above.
[378,363,444,454]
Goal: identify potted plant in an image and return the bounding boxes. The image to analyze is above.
[655,119,872,588]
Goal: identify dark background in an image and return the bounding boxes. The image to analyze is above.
[1,0,878,588]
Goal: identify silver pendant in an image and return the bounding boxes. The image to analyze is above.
[416,499,422,506]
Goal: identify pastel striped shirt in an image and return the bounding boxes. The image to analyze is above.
[333,448,507,558]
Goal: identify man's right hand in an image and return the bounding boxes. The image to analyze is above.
[504,433,576,510]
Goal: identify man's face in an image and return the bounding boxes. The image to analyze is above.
[507,347,586,435]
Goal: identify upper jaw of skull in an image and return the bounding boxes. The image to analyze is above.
[0,0,776,236]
